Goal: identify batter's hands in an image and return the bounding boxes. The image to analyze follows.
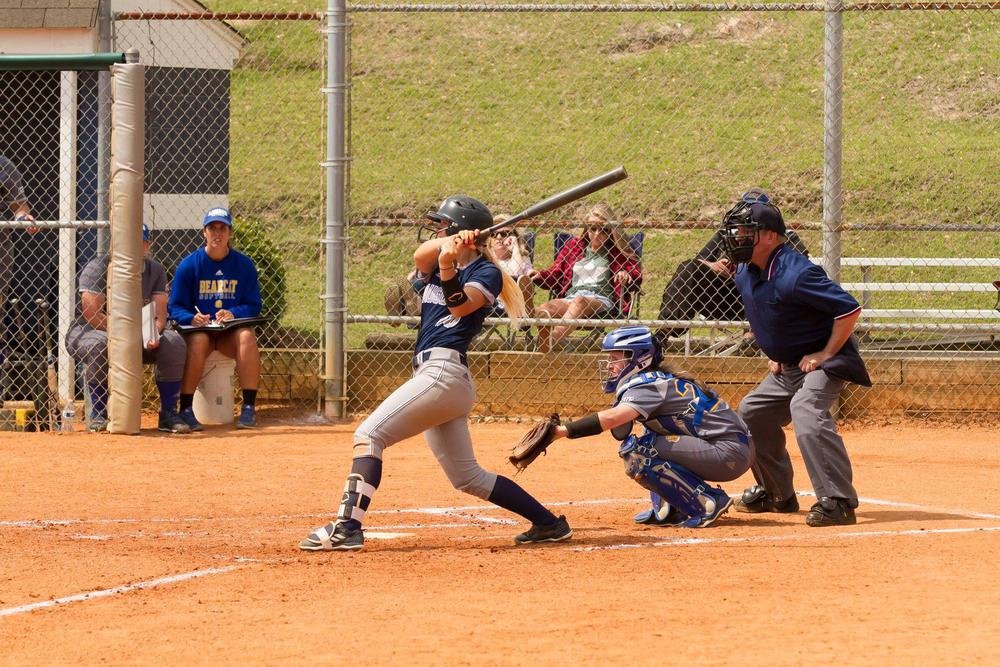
[799,351,831,373]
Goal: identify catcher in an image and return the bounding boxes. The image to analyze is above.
[510,325,752,528]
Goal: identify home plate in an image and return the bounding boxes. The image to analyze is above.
[366,532,413,540]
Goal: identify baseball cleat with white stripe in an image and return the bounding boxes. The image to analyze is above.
[299,521,364,551]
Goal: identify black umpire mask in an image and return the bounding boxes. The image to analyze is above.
[721,202,759,265]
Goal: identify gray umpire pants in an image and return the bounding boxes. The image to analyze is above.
[738,365,857,504]
[65,325,187,385]
[352,350,498,500]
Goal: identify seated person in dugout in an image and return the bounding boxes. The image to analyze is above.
[488,214,535,315]
[169,207,263,431]
[526,203,642,352]
[66,225,190,433]
[656,188,808,344]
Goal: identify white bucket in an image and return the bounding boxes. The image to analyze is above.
[192,351,236,425]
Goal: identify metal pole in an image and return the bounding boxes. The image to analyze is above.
[324,0,348,418]
[822,0,844,283]
[97,0,112,255]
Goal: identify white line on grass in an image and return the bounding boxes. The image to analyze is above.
[0,566,240,618]
[573,525,1000,552]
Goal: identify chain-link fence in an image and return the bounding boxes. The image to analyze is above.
[345,3,1000,419]
[0,64,109,431]
[7,5,985,425]
[113,13,325,415]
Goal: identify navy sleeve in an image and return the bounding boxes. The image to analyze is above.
[168,255,197,325]
[790,265,861,318]
[463,260,502,305]
[230,254,262,319]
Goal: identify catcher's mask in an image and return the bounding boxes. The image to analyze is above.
[599,326,663,393]
[720,193,785,265]
[419,195,494,243]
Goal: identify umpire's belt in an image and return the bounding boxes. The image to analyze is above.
[413,348,468,369]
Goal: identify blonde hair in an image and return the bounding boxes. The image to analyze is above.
[481,241,527,324]
[576,203,638,260]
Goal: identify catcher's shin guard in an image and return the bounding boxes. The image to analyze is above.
[337,473,377,525]
[619,434,715,519]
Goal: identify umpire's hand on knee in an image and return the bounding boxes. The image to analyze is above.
[768,360,782,375]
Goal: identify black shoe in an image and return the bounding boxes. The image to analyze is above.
[514,515,572,545]
[299,521,365,551]
[806,497,857,527]
[734,484,800,514]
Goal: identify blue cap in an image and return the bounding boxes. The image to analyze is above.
[203,207,233,227]
[142,224,150,241]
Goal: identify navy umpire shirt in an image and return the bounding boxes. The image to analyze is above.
[733,245,861,365]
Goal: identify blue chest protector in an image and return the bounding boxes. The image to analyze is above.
[613,371,720,439]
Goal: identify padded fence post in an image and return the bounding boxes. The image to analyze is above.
[107,53,144,434]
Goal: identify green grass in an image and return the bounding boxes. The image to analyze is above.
[198,3,999,340]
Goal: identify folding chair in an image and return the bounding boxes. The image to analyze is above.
[548,231,644,350]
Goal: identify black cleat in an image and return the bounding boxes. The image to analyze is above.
[299,521,365,551]
[806,497,857,527]
[734,484,800,514]
[514,515,572,545]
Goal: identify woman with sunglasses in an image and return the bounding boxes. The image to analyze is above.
[488,214,535,315]
[527,203,641,352]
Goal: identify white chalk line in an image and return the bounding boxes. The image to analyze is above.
[574,524,1000,552]
[0,497,644,530]
[0,566,240,619]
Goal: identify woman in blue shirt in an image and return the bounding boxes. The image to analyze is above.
[169,207,263,430]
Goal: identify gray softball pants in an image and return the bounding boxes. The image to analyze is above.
[65,325,187,385]
[353,348,497,500]
[652,435,751,483]
[738,365,857,503]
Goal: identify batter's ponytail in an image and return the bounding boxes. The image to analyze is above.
[481,244,527,325]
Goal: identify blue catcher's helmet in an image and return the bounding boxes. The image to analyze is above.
[599,326,663,393]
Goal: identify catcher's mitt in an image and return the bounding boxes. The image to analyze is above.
[508,413,561,472]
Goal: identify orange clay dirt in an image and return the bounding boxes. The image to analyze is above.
[1,419,999,665]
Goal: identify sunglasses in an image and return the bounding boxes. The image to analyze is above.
[493,230,517,238]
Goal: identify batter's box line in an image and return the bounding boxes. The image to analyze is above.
[3,494,996,532]
[573,524,1000,552]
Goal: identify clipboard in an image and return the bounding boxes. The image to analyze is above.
[176,315,269,334]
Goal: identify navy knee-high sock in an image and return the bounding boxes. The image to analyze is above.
[341,456,382,530]
[488,475,557,526]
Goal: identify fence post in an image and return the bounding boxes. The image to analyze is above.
[324,0,348,418]
[823,0,844,283]
[97,0,112,255]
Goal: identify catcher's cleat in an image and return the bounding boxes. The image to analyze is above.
[681,487,733,528]
[634,502,686,527]
[805,497,857,527]
[733,484,800,514]
[514,515,572,545]
[299,521,365,551]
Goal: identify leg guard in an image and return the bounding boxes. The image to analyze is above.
[619,434,719,521]
[337,473,377,525]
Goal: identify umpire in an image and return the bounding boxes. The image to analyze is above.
[66,225,189,433]
[720,195,871,527]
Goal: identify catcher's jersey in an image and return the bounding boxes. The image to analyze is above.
[613,371,748,442]
[415,255,501,355]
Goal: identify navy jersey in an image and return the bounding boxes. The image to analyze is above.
[414,255,502,355]
[733,245,861,364]
[614,371,749,442]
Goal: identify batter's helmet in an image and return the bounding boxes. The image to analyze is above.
[421,195,493,241]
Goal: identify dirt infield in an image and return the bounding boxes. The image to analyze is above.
[2,421,999,665]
